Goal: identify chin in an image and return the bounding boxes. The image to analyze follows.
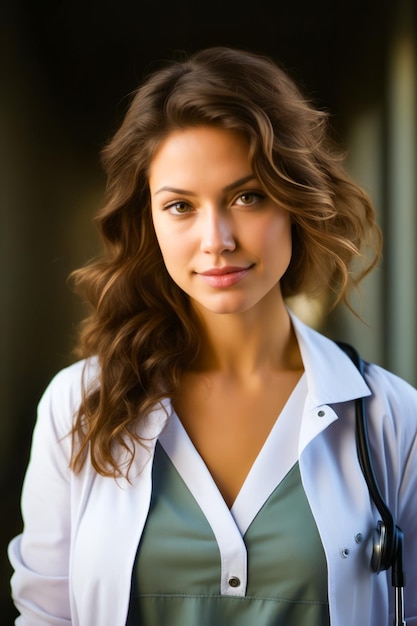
[192,295,256,316]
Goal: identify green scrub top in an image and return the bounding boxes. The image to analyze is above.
[127,441,330,626]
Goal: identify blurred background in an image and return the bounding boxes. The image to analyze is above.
[2,0,416,621]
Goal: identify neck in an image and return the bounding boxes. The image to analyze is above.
[191,291,302,377]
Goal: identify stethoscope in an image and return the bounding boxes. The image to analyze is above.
[337,342,406,626]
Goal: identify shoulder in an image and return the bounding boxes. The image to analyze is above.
[364,361,417,410]
[363,361,417,443]
[37,357,100,436]
[45,356,99,392]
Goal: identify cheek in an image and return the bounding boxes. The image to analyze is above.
[152,215,174,262]
[262,217,293,273]
[152,213,196,266]
[154,231,189,273]
[255,213,292,251]
[155,234,173,265]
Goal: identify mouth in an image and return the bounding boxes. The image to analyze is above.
[196,265,254,288]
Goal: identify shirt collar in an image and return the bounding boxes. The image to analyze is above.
[289,309,372,409]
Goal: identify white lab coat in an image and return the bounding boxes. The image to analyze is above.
[8,312,417,625]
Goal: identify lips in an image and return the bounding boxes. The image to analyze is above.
[197,265,253,288]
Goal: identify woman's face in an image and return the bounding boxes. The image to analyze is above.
[149,126,292,317]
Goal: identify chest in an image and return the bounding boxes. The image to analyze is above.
[174,369,304,507]
[127,426,330,625]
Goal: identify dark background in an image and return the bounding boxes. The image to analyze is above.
[2,0,415,622]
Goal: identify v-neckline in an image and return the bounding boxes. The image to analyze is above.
[158,373,306,597]
[159,373,306,535]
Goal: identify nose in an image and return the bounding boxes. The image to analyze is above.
[200,208,236,254]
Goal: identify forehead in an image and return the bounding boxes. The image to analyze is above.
[149,126,252,192]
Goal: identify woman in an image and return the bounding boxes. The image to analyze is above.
[9,46,417,625]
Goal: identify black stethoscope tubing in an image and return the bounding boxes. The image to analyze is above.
[337,342,406,626]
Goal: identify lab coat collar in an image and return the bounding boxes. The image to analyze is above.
[289,310,372,410]
[130,310,372,458]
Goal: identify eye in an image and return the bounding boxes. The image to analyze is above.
[165,201,193,215]
[235,191,266,206]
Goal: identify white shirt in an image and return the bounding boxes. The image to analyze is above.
[8,312,417,625]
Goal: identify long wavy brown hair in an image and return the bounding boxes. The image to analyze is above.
[70,46,382,478]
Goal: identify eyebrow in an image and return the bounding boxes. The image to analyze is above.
[154,174,257,196]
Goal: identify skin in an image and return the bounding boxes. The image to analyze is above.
[149,126,304,507]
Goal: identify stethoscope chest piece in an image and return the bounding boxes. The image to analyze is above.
[371,520,387,574]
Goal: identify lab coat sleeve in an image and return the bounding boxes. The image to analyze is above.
[365,364,417,624]
[399,439,417,625]
[393,381,417,624]
[8,361,87,625]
